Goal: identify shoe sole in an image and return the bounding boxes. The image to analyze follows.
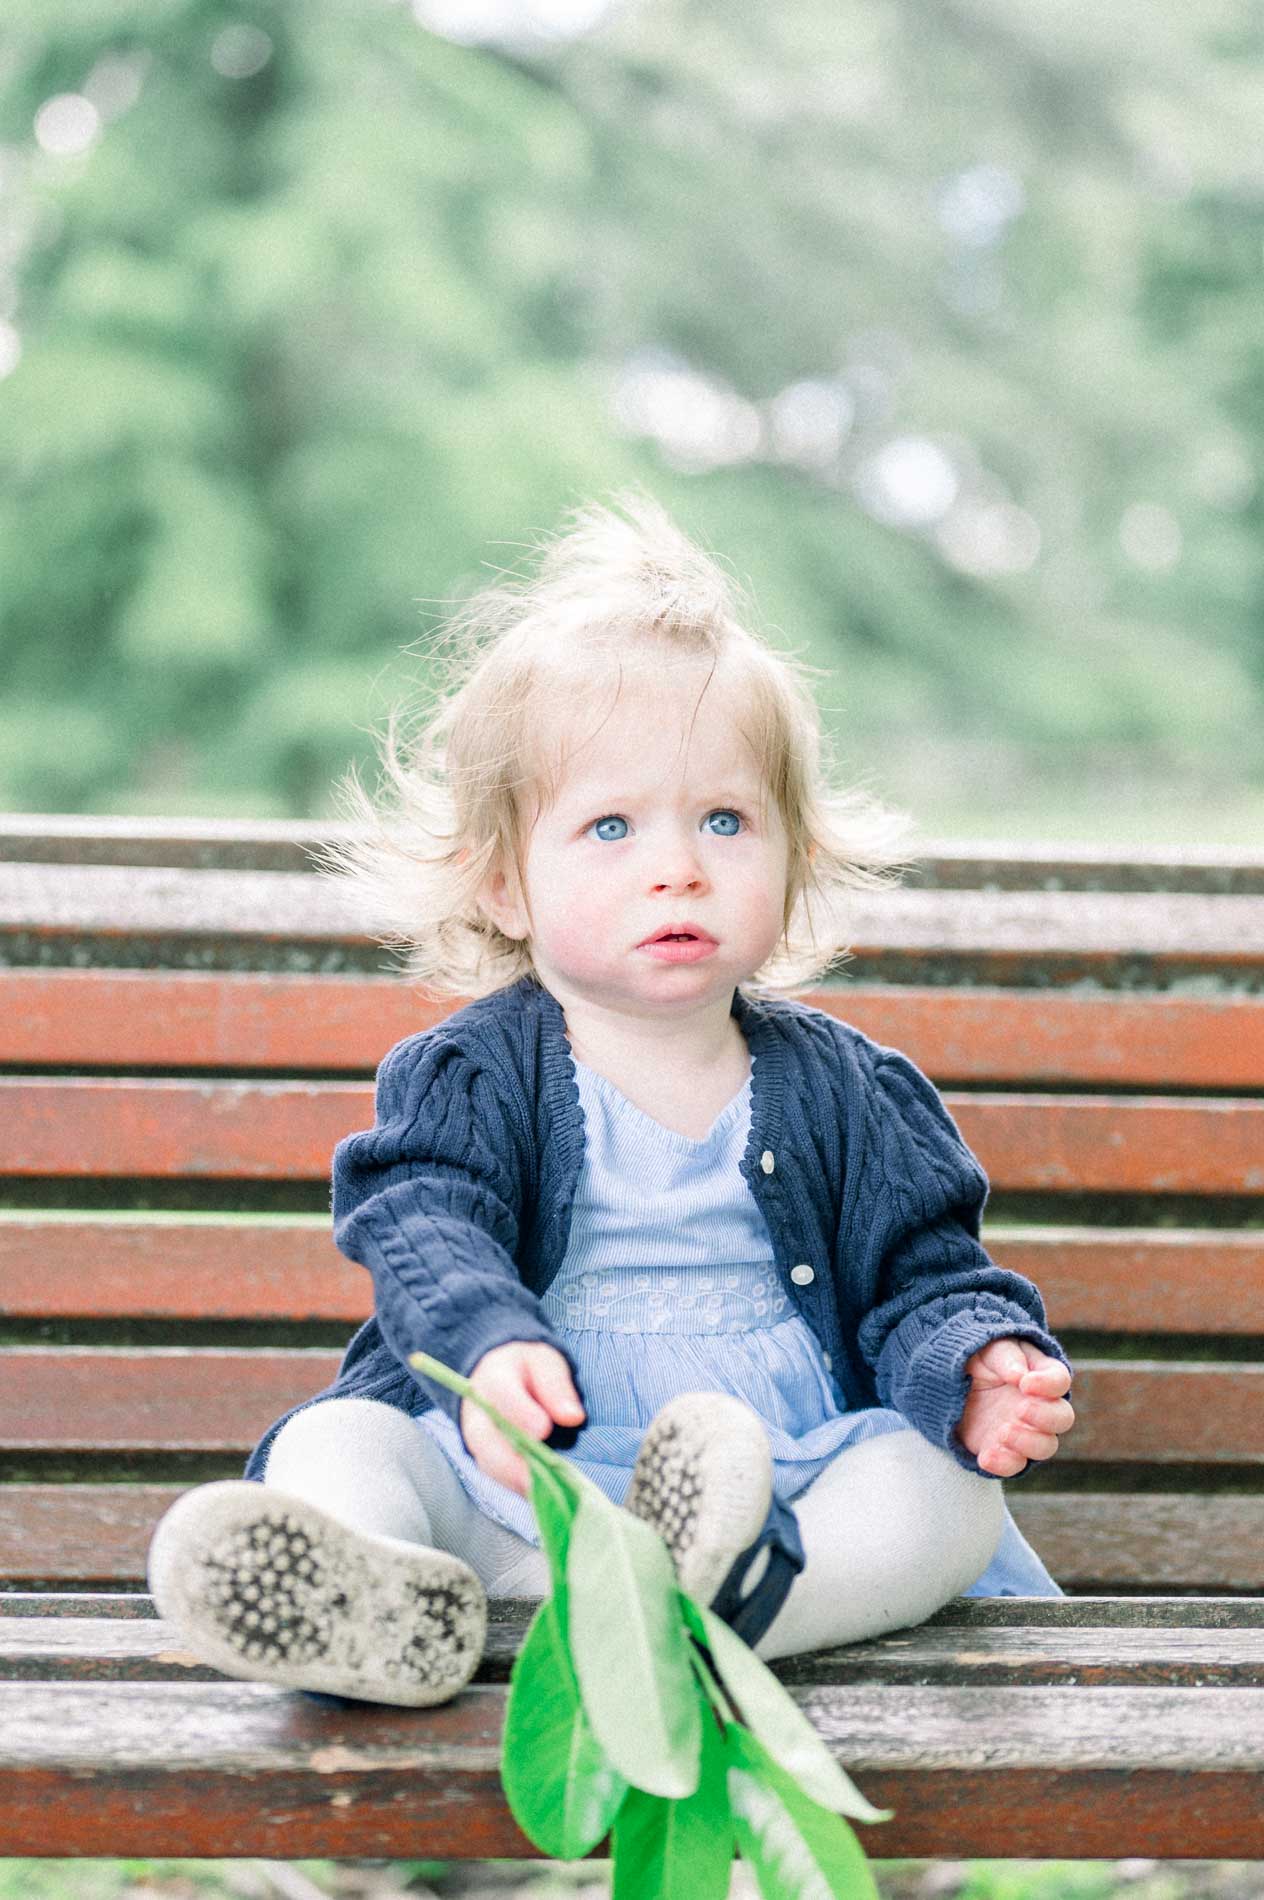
[623,1393,773,1606]
[148,1481,487,1707]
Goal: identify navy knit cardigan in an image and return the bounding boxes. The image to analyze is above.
[244,972,1067,1481]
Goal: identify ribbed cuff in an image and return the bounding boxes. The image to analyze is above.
[886,1304,1070,1477]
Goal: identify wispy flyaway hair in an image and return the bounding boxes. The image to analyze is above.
[320,487,912,1000]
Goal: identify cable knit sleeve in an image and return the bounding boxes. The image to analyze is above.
[849,1046,1069,1475]
[332,1030,579,1432]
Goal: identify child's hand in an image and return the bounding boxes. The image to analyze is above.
[460,1341,586,1497]
[958,1338,1074,1478]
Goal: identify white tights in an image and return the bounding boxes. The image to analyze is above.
[263,1397,1004,1662]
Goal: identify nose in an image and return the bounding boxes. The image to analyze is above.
[650,824,709,893]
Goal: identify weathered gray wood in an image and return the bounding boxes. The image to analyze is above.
[4,816,1261,893]
[924,1595,1264,1628]
[909,840,1264,897]
[1,1678,1262,1858]
[0,816,334,874]
[1010,1494,1264,1592]
[5,1592,1261,1629]
[0,1593,157,1619]
[778,1624,1264,1687]
[0,863,363,943]
[4,862,1263,970]
[9,1612,1264,1689]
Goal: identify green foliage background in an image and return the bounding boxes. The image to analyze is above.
[3,0,1262,842]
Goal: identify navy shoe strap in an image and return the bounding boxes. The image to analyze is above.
[708,1494,805,1649]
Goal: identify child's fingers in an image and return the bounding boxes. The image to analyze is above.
[975,1441,1029,1478]
[1019,1360,1072,1399]
[459,1403,532,1496]
[999,1423,1060,1463]
[523,1347,586,1426]
[471,1346,556,1439]
[971,1337,1032,1385]
[1019,1395,1075,1436]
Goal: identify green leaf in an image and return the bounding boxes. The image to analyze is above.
[527,1458,585,1658]
[530,1459,580,1576]
[683,1599,891,1824]
[502,1595,628,1859]
[567,1487,702,1799]
[725,1723,881,1900]
[610,1702,734,1900]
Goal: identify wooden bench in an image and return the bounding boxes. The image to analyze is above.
[3,814,1263,1860]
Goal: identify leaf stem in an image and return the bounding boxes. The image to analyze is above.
[687,1630,743,1729]
[409,1348,574,1475]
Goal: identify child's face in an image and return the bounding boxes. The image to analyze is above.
[482,666,790,1022]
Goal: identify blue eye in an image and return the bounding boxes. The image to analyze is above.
[707,810,742,836]
[590,814,629,842]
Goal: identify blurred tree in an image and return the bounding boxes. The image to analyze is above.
[0,0,1260,838]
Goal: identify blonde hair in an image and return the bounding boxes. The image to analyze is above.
[321,487,912,1000]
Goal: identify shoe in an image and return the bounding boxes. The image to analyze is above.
[147,1480,487,1707]
[624,1393,806,1649]
[708,1492,805,1648]
[624,1392,775,1607]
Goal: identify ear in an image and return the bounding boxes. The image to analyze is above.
[478,863,530,942]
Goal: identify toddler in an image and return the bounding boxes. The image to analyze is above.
[149,491,1074,1707]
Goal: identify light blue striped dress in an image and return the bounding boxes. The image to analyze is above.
[417,1052,1057,1596]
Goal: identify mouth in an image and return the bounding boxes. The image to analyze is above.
[637,925,719,962]
[638,925,717,947]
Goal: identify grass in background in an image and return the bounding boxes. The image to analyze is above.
[2,1864,1263,1900]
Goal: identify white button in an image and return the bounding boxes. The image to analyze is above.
[790,1263,815,1286]
[823,1351,833,1370]
[760,1150,775,1175]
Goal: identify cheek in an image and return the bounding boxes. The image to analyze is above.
[535,880,616,965]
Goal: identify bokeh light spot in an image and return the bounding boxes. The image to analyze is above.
[613,349,762,472]
[767,379,853,471]
[211,25,274,80]
[84,52,150,121]
[414,0,613,43]
[855,437,959,527]
[34,94,101,158]
[937,501,1041,576]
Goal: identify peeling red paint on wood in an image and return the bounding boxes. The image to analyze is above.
[1,1677,1263,1858]
[0,1219,370,1321]
[4,1078,1262,1192]
[4,970,1263,1088]
[2,1217,1257,1333]
[2,1352,1259,1464]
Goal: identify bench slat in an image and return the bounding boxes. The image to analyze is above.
[0,1486,184,1582]
[0,969,434,1071]
[6,863,1264,975]
[5,969,1264,1090]
[9,1614,1264,1689]
[1011,1495,1264,1590]
[6,816,1261,890]
[0,1678,1261,1858]
[0,1078,364,1180]
[9,1593,1263,1628]
[3,1216,1260,1333]
[1,1350,1260,1463]
[0,814,338,872]
[5,1488,1264,1590]
[0,1349,342,1452]
[984,1227,1264,1334]
[0,1218,369,1321]
[5,1077,1264,1193]
[830,987,1264,1089]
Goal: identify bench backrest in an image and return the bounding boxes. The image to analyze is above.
[2,817,1262,1593]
